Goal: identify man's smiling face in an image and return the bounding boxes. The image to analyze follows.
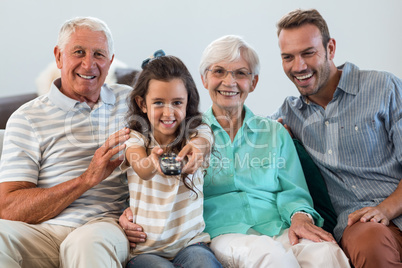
[279,23,332,97]
[54,27,113,104]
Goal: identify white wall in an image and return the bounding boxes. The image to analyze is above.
[1,0,401,116]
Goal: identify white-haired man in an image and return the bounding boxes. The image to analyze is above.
[0,17,145,267]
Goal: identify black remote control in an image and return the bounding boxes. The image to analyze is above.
[159,153,182,175]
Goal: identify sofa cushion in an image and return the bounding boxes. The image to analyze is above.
[293,139,337,234]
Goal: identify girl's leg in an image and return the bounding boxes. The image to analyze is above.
[173,242,222,268]
[126,254,174,268]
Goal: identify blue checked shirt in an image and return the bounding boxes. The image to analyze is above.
[271,62,402,241]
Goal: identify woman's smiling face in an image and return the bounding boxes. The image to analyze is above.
[202,55,258,115]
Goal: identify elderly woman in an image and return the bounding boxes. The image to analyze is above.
[197,35,349,268]
[120,35,350,268]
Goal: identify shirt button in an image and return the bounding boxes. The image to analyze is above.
[352,185,357,189]
[328,149,333,155]
[325,121,329,126]
[355,126,359,131]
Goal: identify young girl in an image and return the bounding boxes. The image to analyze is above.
[121,53,221,268]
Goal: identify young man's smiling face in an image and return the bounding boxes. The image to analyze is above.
[54,27,113,104]
[279,23,334,97]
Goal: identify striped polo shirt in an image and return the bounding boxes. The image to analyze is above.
[121,125,213,258]
[0,78,132,227]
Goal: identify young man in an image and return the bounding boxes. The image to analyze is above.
[272,8,402,268]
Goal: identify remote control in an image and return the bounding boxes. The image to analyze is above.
[159,153,182,176]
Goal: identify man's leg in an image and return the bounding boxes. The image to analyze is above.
[341,221,402,268]
[0,219,72,268]
[173,242,222,268]
[60,217,130,268]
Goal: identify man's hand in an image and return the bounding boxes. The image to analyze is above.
[277,118,294,138]
[0,128,130,223]
[348,206,390,226]
[81,128,130,187]
[288,213,336,245]
[348,180,402,226]
[119,208,147,248]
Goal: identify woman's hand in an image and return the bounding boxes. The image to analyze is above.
[288,213,336,245]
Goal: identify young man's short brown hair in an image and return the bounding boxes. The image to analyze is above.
[277,9,331,50]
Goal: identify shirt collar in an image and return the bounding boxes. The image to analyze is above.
[204,105,256,132]
[295,62,359,110]
[48,78,116,111]
[337,62,359,96]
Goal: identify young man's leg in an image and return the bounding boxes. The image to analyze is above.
[341,221,402,268]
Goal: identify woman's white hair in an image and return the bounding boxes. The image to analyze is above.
[199,35,260,78]
[57,17,114,59]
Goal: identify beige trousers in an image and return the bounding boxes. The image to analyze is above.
[0,217,130,268]
[210,229,350,268]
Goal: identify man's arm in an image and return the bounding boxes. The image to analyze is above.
[119,207,147,248]
[348,179,402,226]
[0,128,130,224]
[348,77,402,226]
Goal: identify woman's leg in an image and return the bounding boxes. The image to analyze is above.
[210,233,300,268]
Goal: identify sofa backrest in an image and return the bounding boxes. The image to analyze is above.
[0,129,4,160]
[0,93,38,129]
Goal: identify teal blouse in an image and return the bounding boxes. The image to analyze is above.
[203,105,323,239]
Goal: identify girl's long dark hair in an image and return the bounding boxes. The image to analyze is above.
[126,55,205,196]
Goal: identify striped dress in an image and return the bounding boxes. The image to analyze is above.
[121,126,212,259]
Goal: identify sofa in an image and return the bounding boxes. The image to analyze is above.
[0,129,4,158]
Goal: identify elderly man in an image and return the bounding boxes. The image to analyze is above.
[272,8,402,268]
[0,17,144,267]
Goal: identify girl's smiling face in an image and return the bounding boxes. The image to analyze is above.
[136,78,188,146]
